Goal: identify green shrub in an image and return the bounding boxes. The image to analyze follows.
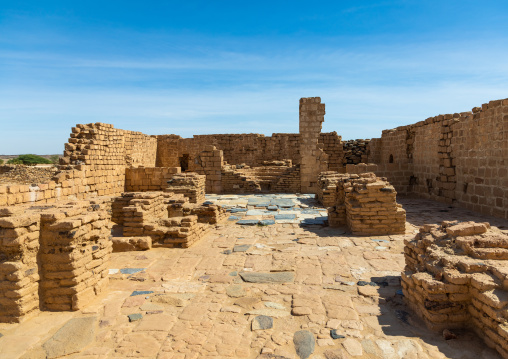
[49,155,60,164]
[7,154,53,165]
[0,159,3,165]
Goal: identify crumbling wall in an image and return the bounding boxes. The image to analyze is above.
[39,201,112,311]
[316,172,348,208]
[0,207,41,323]
[0,200,113,323]
[117,191,222,248]
[343,139,370,165]
[222,165,300,194]
[346,163,412,195]
[325,172,406,235]
[319,132,343,171]
[165,173,206,204]
[0,123,158,207]
[403,221,508,358]
[157,132,344,171]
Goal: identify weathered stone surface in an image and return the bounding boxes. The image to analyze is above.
[293,330,315,359]
[234,297,261,309]
[246,309,291,318]
[239,271,295,283]
[252,315,273,330]
[233,244,251,252]
[42,317,96,358]
[342,338,363,356]
[226,284,246,297]
[264,302,286,310]
[150,294,184,306]
[128,313,143,322]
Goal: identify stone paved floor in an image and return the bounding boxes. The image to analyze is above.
[1,195,508,359]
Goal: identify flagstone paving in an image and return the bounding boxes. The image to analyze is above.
[1,195,507,359]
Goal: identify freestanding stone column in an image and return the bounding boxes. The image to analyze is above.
[299,97,327,193]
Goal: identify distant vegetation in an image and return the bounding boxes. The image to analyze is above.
[0,159,3,165]
[7,154,53,165]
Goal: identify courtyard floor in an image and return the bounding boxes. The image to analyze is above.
[1,195,508,359]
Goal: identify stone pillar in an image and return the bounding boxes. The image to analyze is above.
[299,97,328,193]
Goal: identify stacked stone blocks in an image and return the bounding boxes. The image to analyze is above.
[403,221,508,358]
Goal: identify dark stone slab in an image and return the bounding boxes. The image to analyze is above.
[239,271,294,283]
[330,329,345,339]
[229,208,248,213]
[120,268,145,274]
[237,219,260,225]
[233,244,251,252]
[293,330,315,359]
[275,214,296,220]
[128,313,143,322]
[252,315,273,330]
[130,290,154,297]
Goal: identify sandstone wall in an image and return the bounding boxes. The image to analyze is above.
[0,207,41,323]
[156,132,342,170]
[367,98,508,220]
[39,202,112,311]
[324,172,406,235]
[0,200,113,322]
[0,123,159,208]
[125,167,181,192]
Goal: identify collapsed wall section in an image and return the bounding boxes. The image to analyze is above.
[323,172,406,235]
[403,221,508,358]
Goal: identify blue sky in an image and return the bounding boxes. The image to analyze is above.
[1,1,508,154]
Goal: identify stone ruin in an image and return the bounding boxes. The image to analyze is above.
[403,221,508,358]
[319,172,406,235]
[0,95,508,357]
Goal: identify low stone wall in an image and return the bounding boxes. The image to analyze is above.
[222,165,300,194]
[316,172,347,208]
[0,200,113,323]
[117,191,224,249]
[125,167,181,192]
[165,173,206,204]
[39,202,112,311]
[0,207,41,323]
[402,221,508,358]
[326,172,406,235]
